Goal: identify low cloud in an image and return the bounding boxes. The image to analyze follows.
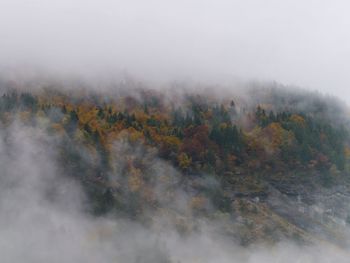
[0,118,347,262]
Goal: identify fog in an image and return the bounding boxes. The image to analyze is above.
[0,120,349,263]
[1,0,350,101]
[1,1,350,262]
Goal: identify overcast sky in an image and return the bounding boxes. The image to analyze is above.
[0,0,350,102]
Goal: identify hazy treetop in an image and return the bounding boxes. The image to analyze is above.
[1,0,350,103]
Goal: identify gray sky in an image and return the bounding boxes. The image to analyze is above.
[0,0,350,101]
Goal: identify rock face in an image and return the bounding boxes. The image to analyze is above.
[245,174,350,247]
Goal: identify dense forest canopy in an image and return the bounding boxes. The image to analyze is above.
[1,82,348,176]
[0,79,350,248]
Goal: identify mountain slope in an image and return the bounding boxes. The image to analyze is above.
[0,80,350,248]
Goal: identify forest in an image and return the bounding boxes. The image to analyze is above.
[0,82,350,245]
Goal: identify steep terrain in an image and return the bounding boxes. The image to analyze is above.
[1,79,350,250]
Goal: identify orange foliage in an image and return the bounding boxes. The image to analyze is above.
[177,152,192,169]
[290,114,305,126]
[190,196,208,211]
[128,167,144,193]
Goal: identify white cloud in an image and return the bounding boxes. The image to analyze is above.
[0,0,350,102]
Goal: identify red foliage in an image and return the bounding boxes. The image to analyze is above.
[181,125,213,162]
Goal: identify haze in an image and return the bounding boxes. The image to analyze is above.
[0,0,350,99]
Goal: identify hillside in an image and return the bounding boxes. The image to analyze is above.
[1,80,350,252]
